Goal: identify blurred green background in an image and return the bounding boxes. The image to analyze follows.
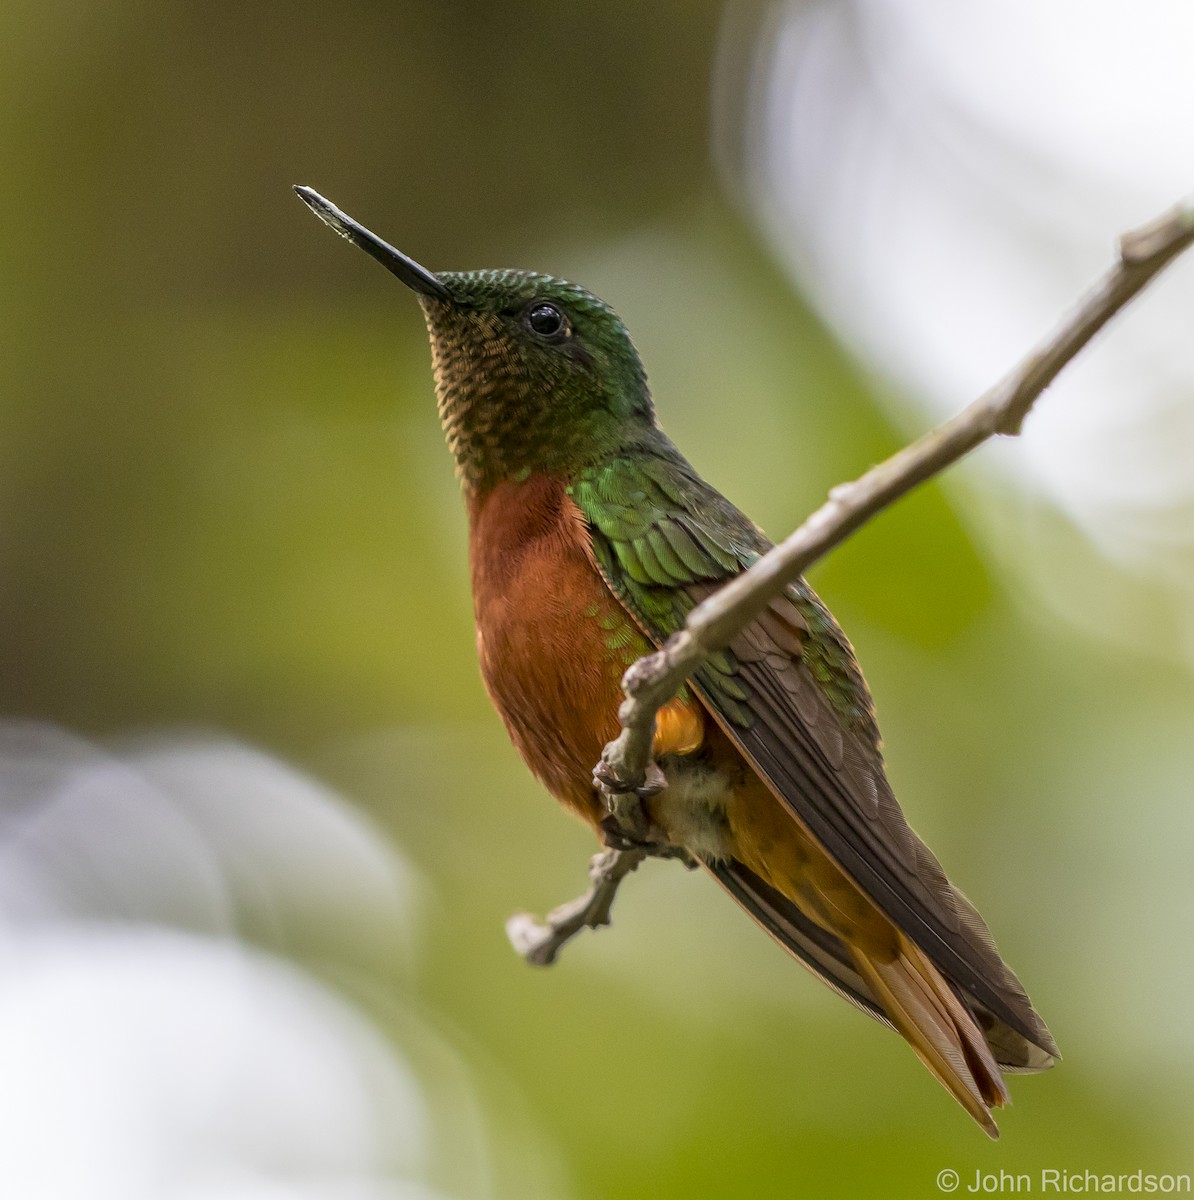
[2,2,1192,1198]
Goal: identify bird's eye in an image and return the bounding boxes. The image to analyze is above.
[526,302,569,340]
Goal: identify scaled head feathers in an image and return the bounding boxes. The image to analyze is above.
[420,270,656,489]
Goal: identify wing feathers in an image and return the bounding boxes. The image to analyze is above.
[718,661,1052,1049]
[706,858,892,1026]
[573,451,1058,1068]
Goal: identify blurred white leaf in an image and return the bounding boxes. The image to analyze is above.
[0,929,448,1200]
[0,722,422,970]
[0,721,549,1200]
[735,0,1194,643]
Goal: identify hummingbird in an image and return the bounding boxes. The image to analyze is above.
[295,186,1058,1137]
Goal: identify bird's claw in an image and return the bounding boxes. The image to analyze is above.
[596,815,696,868]
[592,757,667,800]
[598,811,655,852]
[594,759,689,861]
[593,757,669,851]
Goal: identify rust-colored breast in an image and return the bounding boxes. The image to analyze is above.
[467,474,701,826]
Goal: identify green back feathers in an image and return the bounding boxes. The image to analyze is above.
[571,450,881,748]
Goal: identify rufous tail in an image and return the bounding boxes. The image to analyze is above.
[851,932,1010,1138]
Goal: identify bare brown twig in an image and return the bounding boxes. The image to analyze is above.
[506,193,1194,966]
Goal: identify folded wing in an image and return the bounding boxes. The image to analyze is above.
[573,448,1057,1069]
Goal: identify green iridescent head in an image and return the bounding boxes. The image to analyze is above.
[295,187,656,491]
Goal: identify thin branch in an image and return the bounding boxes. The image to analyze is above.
[506,847,648,965]
[507,193,1194,964]
[597,193,1194,797]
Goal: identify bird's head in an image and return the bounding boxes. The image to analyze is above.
[296,187,656,491]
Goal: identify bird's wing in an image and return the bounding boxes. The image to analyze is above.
[705,855,893,1025]
[572,450,1057,1065]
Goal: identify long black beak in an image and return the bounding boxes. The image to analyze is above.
[294,186,452,302]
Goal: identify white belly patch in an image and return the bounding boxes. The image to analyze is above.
[652,757,734,862]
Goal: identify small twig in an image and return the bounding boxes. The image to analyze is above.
[506,847,649,965]
[507,193,1194,964]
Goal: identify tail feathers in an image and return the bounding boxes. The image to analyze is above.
[852,934,1009,1139]
[708,856,1051,1135]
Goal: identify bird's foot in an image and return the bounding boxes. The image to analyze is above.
[596,814,695,867]
[594,761,693,866]
[593,757,667,801]
[593,758,667,848]
[598,811,658,853]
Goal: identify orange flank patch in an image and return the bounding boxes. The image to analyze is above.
[654,698,704,758]
[467,474,701,828]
